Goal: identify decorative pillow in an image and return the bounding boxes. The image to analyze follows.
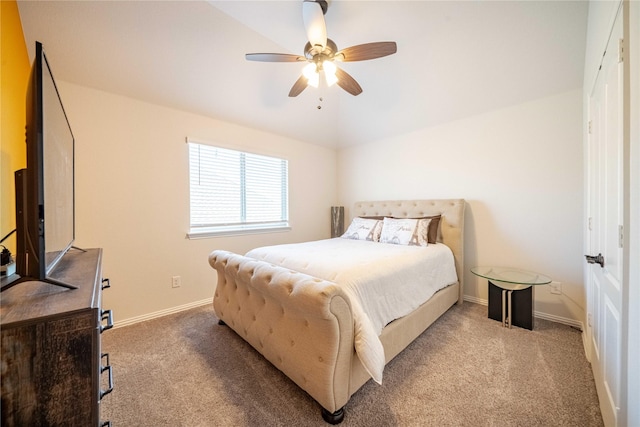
[379,217,432,246]
[341,217,383,241]
[413,215,441,244]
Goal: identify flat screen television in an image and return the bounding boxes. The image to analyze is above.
[2,41,77,291]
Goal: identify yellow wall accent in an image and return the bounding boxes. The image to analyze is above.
[1,0,30,254]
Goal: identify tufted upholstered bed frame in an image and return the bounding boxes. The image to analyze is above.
[208,199,465,423]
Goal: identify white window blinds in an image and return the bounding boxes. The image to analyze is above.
[188,141,289,237]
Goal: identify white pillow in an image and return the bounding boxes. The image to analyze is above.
[341,217,383,241]
[379,217,431,246]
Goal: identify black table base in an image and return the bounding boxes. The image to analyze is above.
[488,281,534,330]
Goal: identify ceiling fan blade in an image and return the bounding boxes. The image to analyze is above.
[288,75,308,97]
[245,53,305,62]
[335,66,363,96]
[302,0,327,49]
[335,42,397,62]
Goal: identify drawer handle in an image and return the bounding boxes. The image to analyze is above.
[100,309,114,333]
[100,353,114,400]
[101,278,111,290]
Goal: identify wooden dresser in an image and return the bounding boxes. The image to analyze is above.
[0,248,113,426]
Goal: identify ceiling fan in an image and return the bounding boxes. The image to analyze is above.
[245,0,397,97]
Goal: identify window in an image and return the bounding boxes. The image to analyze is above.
[187,140,289,238]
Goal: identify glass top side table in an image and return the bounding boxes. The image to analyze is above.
[471,266,552,329]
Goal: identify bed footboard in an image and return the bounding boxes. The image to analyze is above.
[209,250,355,415]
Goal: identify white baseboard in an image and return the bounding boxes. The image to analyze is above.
[534,311,584,331]
[463,295,584,331]
[112,298,211,329]
[463,295,487,306]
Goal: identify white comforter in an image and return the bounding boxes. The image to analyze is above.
[246,238,458,384]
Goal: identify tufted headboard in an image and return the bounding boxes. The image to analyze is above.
[352,199,465,304]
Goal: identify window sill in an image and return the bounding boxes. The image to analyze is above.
[187,224,291,239]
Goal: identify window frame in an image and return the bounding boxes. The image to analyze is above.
[186,138,290,239]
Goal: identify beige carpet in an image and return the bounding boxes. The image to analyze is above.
[100,302,603,426]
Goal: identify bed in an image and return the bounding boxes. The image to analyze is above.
[208,199,465,423]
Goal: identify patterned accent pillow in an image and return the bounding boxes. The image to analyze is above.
[379,217,432,246]
[341,217,383,241]
[421,215,441,244]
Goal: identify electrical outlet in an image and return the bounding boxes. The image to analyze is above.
[172,276,181,288]
[549,281,562,295]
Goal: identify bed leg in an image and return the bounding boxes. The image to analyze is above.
[218,319,226,326]
[321,407,344,424]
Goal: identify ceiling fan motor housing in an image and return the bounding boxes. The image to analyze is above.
[304,38,338,61]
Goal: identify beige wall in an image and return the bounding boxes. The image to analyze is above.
[57,81,338,322]
[338,89,584,325]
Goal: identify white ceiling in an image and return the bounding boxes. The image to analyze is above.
[17,0,588,149]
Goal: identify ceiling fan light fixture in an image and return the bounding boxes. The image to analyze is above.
[322,60,338,86]
[303,62,319,88]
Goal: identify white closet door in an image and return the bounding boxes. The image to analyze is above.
[586,5,624,426]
